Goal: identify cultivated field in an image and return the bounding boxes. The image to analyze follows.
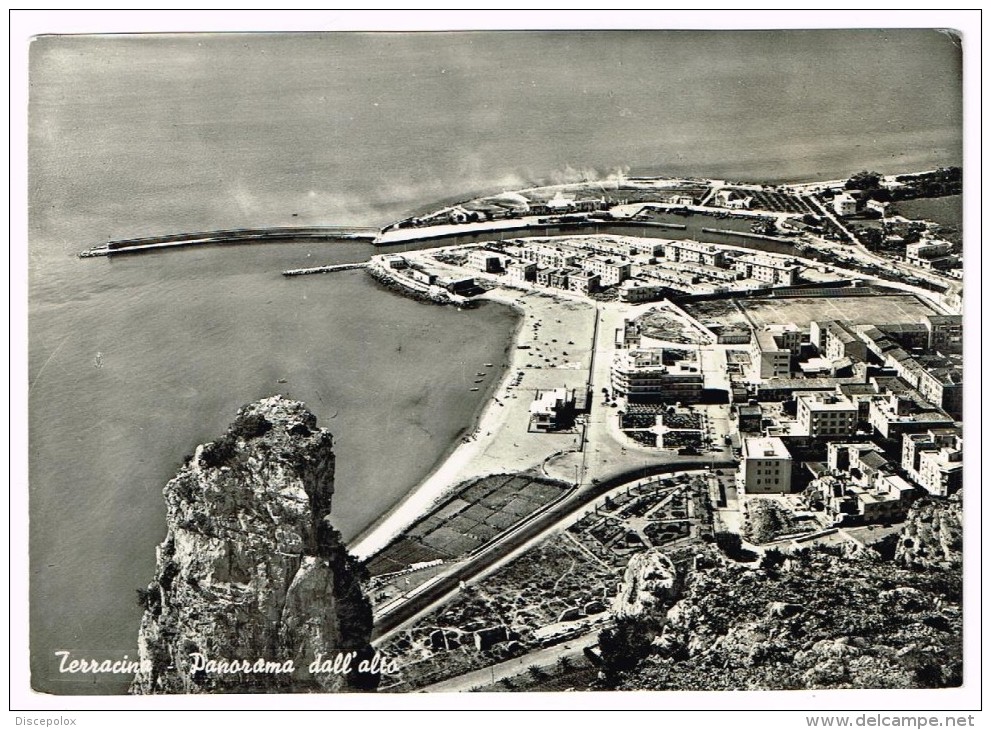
[366,473,571,576]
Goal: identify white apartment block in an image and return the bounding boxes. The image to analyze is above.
[739,437,792,494]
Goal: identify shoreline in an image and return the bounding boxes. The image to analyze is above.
[348,292,527,559]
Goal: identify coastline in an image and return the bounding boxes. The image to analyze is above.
[348,290,527,560]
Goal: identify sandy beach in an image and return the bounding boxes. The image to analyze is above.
[349,282,596,560]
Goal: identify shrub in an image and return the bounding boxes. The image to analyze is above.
[230,412,272,440]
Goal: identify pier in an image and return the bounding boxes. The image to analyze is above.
[78,226,380,258]
[282,262,369,276]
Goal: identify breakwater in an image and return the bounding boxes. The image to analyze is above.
[79,226,380,258]
[282,262,368,277]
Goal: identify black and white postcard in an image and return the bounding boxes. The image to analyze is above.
[13,9,981,717]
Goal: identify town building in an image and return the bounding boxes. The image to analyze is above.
[618,279,668,303]
[866,199,890,216]
[641,266,699,290]
[734,254,800,285]
[581,255,631,286]
[905,239,955,269]
[567,271,600,295]
[615,319,641,349]
[810,473,912,524]
[660,239,725,267]
[915,366,963,418]
[627,239,667,257]
[755,375,864,402]
[547,268,572,290]
[867,392,955,440]
[611,349,704,403]
[739,437,792,494]
[833,193,857,217]
[715,189,754,210]
[737,404,763,434]
[795,391,859,438]
[536,267,557,288]
[505,261,537,285]
[520,243,581,269]
[382,255,408,270]
[923,314,963,354]
[749,327,793,381]
[408,269,437,286]
[467,249,503,273]
[444,277,477,296]
[902,428,963,497]
[811,320,868,364]
[529,388,576,432]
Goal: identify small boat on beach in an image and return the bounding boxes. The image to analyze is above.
[470,387,480,391]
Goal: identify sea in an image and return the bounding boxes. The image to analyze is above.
[25,30,962,693]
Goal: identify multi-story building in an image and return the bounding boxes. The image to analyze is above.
[739,437,792,494]
[615,319,641,349]
[467,249,503,273]
[734,254,800,285]
[826,442,884,475]
[749,327,792,381]
[902,428,963,497]
[660,239,725,267]
[833,193,857,217]
[813,320,868,364]
[737,404,763,434]
[924,314,963,354]
[627,239,667,257]
[866,199,890,216]
[505,261,537,285]
[641,266,698,289]
[905,239,954,268]
[567,271,600,295]
[916,366,963,419]
[581,255,631,286]
[617,279,668,303]
[795,391,859,438]
[916,443,963,498]
[611,349,704,403]
[520,243,581,269]
[867,392,955,440]
[547,268,573,290]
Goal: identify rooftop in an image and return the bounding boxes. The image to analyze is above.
[742,436,791,460]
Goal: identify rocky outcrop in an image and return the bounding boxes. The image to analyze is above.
[131,396,376,694]
[895,495,963,570]
[612,549,678,620]
[599,539,963,691]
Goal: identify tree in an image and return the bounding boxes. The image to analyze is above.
[857,228,884,250]
[597,617,655,685]
[845,171,882,191]
[760,548,787,574]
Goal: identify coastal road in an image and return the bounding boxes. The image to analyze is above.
[370,458,733,643]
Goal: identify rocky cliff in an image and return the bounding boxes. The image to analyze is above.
[612,549,678,620]
[131,396,376,694]
[598,499,964,691]
[895,494,963,570]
